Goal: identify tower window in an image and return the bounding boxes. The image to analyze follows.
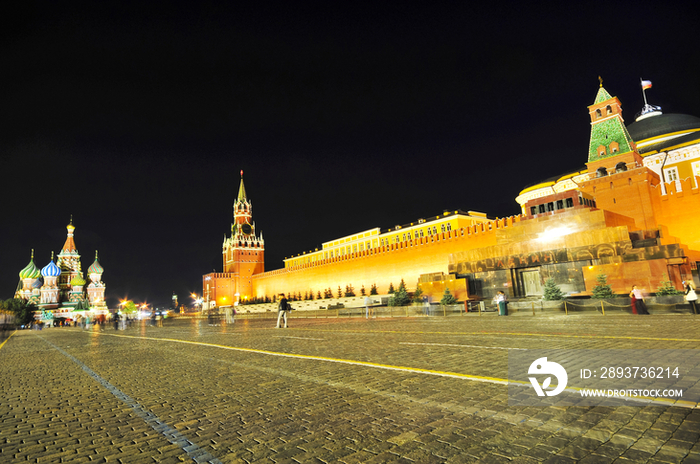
[596,109,602,118]
[606,105,612,114]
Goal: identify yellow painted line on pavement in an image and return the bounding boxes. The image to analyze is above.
[0,330,17,351]
[100,332,509,385]
[293,328,700,343]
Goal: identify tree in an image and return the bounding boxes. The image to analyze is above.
[412,285,424,303]
[592,274,614,299]
[388,282,395,294]
[3,298,35,326]
[543,278,565,301]
[370,284,378,295]
[656,280,682,295]
[345,284,355,297]
[360,285,366,296]
[338,286,343,299]
[121,300,138,316]
[440,288,458,305]
[317,291,322,300]
[389,280,410,306]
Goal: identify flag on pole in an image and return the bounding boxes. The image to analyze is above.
[641,80,652,90]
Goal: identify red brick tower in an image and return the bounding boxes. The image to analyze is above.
[222,171,265,303]
[580,82,661,231]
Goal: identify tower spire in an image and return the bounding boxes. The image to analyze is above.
[237,170,247,201]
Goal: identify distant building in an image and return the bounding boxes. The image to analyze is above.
[205,80,700,304]
[15,219,107,317]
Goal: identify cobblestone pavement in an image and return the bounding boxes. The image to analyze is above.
[1,314,700,463]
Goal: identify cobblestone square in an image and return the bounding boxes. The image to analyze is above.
[1,314,699,463]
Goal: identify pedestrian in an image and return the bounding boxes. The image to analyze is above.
[364,295,371,318]
[683,280,698,314]
[276,294,289,328]
[113,312,120,331]
[494,291,508,316]
[629,285,649,314]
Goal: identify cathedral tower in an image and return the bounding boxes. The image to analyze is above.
[57,217,83,301]
[222,171,265,303]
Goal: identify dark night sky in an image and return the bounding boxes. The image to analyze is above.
[2,1,700,308]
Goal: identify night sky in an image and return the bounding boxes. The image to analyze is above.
[3,2,700,308]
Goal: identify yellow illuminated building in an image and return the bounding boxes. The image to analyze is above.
[204,80,700,307]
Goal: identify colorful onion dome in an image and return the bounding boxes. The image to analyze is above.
[19,250,41,280]
[41,253,62,277]
[71,275,86,287]
[88,251,104,274]
[32,277,44,289]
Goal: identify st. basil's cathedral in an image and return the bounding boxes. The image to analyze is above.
[15,219,107,317]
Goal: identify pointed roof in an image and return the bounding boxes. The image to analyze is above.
[61,217,78,254]
[237,170,247,201]
[593,86,613,105]
[588,85,637,163]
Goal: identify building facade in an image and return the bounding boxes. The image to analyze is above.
[15,219,107,317]
[205,81,700,306]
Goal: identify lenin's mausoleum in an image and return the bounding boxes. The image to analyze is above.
[203,81,700,307]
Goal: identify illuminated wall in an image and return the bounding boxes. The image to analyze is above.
[251,215,523,300]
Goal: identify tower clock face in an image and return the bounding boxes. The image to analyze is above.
[241,223,253,235]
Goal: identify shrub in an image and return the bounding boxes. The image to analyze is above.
[440,288,458,305]
[543,278,565,301]
[592,274,614,299]
[655,280,683,296]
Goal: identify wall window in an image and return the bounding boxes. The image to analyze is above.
[692,161,700,178]
[530,206,537,215]
[556,200,564,210]
[664,167,679,182]
[538,204,546,214]
[446,223,452,231]
[566,198,574,208]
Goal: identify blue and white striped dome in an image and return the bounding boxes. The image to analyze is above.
[41,258,61,277]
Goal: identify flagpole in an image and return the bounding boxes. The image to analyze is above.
[640,78,648,106]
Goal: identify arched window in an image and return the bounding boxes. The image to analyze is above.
[596,167,608,177]
[606,105,612,114]
[596,109,602,118]
[615,162,627,173]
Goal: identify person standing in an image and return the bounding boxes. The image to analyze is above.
[629,286,649,314]
[364,295,371,319]
[683,280,698,314]
[276,294,289,328]
[494,291,508,316]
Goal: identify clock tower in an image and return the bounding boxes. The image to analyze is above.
[222,171,265,303]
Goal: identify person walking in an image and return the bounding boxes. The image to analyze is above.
[629,285,649,314]
[683,280,698,314]
[276,294,289,328]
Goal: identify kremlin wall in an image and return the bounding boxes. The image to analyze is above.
[203,81,700,309]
